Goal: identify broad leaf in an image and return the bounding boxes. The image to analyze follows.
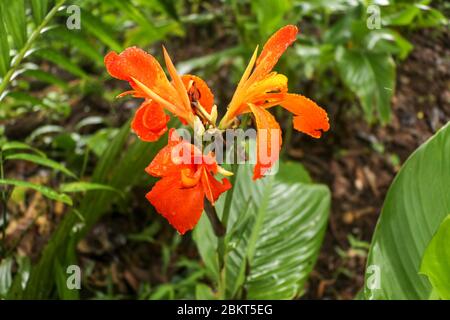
[364,122,450,299]
[194,161,330,299]
[336,48,395,123]
[420,215,450,300]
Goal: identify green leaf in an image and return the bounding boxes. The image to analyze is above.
[35,49,88,78]
[0,257,13,297]
[420,215,450,300]
[31,0,49,24]
[1,141,45,157]
[23,69,69,89]
[194,161,330,299]
[55,260,79,300]
[45,27,103,64]
[0,15,10,77]
[0,179,72,205]
[364,122,450,299]
[60,182,122,196]
[18,120,169,299]
[0,0,27,49]
[336,48,395,123]
[5,153,77,178]
[177,46,243,74]
[195,284,215,300]
[155,0,179,21]
[80,9,122,52]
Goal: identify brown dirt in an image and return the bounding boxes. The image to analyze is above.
[299,28,450,299]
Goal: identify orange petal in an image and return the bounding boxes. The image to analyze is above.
[104,47,180,106]
[131,101,169,142]
[201,170,231,204]
[146,175,204,235]
[248,104,282,180]
[252,25,298,82]
[182,75,215,113]
[280,94,330,138]
[145,129,187,177]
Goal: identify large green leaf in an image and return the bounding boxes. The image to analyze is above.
[364,122,450,299]
[194,161,330,299]
[336,48,395,123]
[420,215,450,300]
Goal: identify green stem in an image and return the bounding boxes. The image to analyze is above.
[0,0,66,98]
[0,151,6,257]
[217,161,238,299]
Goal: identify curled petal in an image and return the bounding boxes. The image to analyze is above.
[131,101,169,142]
[248,104,282,180]
[104,47,180,105]
[280,94,330,138]
[252,25,298,81]
[146,175,204,235]
[201,170,232,204]
[182,75,215,113]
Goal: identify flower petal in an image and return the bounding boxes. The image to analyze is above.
[145,129,188,177]
[104,47,180,105]
[280,94,330,138]
[131,101,169,142]
[182,75,215,113]
[252,25,298,81]
[201,170,231,204]
[146,175,204,235]
[248,104,282,180]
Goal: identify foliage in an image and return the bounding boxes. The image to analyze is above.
[363,122,450,299]
[0,0,448,301]
[420,215,450,300]
[194,159,330,299]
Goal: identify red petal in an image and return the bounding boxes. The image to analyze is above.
[146,175,204,235]
[201,170,231,204]
[145,129,189,177]
[248,105,282,180]
[252,25,298,81]
[280,94,330,138]
[131,101,169,142]
[182,75,215,113]
[104,47,179,105]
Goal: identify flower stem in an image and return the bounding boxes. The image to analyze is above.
[204,200,226,237]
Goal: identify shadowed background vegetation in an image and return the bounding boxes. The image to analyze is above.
[0,0,449,299]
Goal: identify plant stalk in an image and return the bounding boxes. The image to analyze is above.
[204,200,226,237]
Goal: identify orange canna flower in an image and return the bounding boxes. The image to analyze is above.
[104,25,330,234]
[219,25,330,180]
[145,129,231,235]
[105,47,216,142]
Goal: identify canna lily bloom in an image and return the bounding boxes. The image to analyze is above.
[105,47,216,142]
[145,129,231,235]
[219,25,330,180]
